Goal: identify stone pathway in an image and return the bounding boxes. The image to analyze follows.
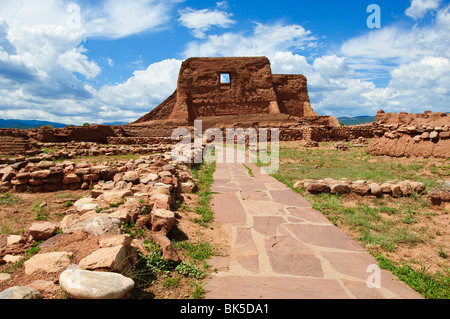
[204,147,422,299]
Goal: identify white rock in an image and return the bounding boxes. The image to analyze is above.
[84,216,121,237]
[3,255,24,264]
[59,269,135,299]
[0,273,12,282]
[73,198,98,212]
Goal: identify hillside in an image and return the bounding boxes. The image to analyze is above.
[0,119,128,129]
[338,116,375,125]
[0,119,68,129]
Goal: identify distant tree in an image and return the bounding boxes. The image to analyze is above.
[83,123,90,127]
[40,124,54,129]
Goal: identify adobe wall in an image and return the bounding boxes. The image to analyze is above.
[26,125,117,143]
[366,110,450,158]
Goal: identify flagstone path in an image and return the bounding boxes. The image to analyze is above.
[204,149,422,299]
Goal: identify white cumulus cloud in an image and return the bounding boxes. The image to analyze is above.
[406,0,442,19]
[178,7,236,38]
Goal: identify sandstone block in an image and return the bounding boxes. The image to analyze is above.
[30,170,51,179]
[62,174,80,186]
[78,245,129,272]
[330,183,351,195]
[368,183,382,196]
[151,209,176,235]
[351,182,371,196]
[28,222,59,241]
[24,251,73,275]
[102,189,133,206]
[150,232,180,263]
[306,183,330,194]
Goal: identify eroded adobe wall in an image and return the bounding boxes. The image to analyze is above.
[272,74,316,117]
[367,110,450,158]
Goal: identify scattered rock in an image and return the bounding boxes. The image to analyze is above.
[0,273,12,282]
[151,209,176,235]
[78,245,130,273]
[24,252,73,275]
[28,221,59,241]
[150,232,180,263]
[0,286,43,299]
[84,216,121,237]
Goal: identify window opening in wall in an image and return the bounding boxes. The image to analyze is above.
[220,73,231,84]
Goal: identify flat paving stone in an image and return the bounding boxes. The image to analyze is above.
[252,216,286,235]
[211,193,246,224]
[243,200,287,216]
[283,224,366,252]
[234,228,260,273]
[287,207,332,224]
[265,235,323,277]
[269,189,312,208]
[240,190,271,201]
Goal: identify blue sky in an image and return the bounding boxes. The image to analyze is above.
[0,0,449,125]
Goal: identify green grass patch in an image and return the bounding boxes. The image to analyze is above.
[375,255,450,299]
[191,161,216,226]
[31,197,48,221]
[0,192,23,206]
[174,241,213,261]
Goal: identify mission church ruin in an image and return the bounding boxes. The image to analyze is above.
[134,56,318,124]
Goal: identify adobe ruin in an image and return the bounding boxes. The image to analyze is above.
[134,56,318,124]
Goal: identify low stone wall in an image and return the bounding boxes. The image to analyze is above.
[294,178,426,198]
[367,110,450,158]
[0,142,178,193]
[0,149,195,194]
